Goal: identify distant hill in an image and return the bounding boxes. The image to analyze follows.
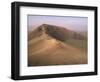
[28,24,86,41]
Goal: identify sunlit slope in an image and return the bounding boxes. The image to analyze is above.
[28,35,87,66]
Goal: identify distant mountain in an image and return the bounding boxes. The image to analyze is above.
[28,24,86,41]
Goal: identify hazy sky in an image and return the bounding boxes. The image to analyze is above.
[28,15,88,32]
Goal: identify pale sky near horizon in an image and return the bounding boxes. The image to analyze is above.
[28,15,88,32]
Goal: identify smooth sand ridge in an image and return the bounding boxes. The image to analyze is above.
[28,35,87,66]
